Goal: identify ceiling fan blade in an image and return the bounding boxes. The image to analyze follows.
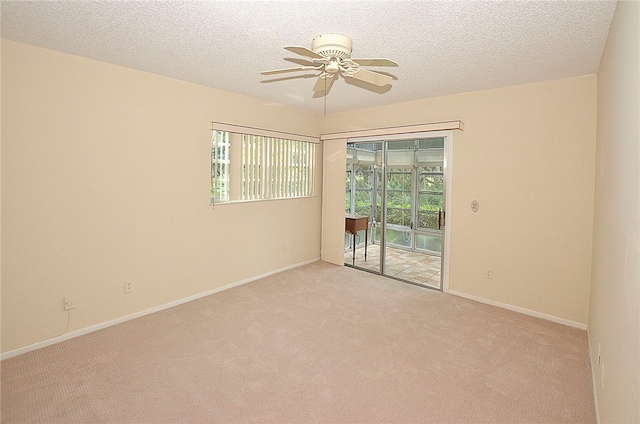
[313,74,336,93]
[284,46,323,59]
[347,68,394,86]
[261,66,319,76]
[261,73,319,84]
[351,58,398,67]
[285,58,316,66]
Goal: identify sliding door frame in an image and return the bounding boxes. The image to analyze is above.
[345,130,453,292]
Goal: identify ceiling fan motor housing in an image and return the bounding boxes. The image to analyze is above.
[312,34,353,59]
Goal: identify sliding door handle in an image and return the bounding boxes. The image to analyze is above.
[438,208,445,230]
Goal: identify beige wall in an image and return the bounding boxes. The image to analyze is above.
[321,139,347,265]
[1,37,605,357]
[1,40,323,353]
[589,1,640,422]
[324,76,597,325]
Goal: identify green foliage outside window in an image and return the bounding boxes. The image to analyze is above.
[347,163,443,230]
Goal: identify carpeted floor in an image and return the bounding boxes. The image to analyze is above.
[1,261,595,423]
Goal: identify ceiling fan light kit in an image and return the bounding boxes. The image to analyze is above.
[261,33,398,96]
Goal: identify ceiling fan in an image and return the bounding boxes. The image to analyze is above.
[261,34,398,95]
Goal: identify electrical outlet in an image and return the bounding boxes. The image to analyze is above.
[124,281,134,294]
[283,244,288,253]
[597,343,601,365]
[64,296,76,311]
[486,269,493,279]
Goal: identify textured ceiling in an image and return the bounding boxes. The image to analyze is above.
[1,1,616,113]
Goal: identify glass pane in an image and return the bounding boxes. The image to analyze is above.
[418,138,444,149]
[419,174,444,192]
[387,190,411,207]
[387,170,412,190]
[416,233,442,254]
[211,130,230,202]
[385,226,412,248]
[345,167,351,212]
[345,141,382,272]
[386,207,411,227]
[355,205,372,217]
[418,190,441,230]
[355,169,372,188]
[419,192,442,208]
[418,209,439,230]
[375,205,382,225]
[416,149,443,165]
[355,189,372,205]
[344,231,369,250]
[388,140,415,150]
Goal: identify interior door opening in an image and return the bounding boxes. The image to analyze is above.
[344,137,446,290]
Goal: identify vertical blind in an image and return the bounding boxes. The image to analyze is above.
[211,130,316,204]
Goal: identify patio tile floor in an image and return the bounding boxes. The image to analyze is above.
[344,243,441,290]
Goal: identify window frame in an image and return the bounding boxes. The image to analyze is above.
[210,127,318,206]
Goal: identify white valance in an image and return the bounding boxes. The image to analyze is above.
[210,121,320,144]
[321,120,464,141]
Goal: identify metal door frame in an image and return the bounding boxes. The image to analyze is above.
[345,131,453,292]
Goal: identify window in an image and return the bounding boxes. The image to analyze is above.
[211,130,316,204]
[346,143,380,218]
[211,130,230,202]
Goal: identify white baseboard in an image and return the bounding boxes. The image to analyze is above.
[587,329,601,423]
[1,258,320,361]
[447,289,588,330]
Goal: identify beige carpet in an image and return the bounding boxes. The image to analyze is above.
[1,261,595,423]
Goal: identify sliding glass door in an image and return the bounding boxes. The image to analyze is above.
[345,137,445,290]
[345,142,382,273]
